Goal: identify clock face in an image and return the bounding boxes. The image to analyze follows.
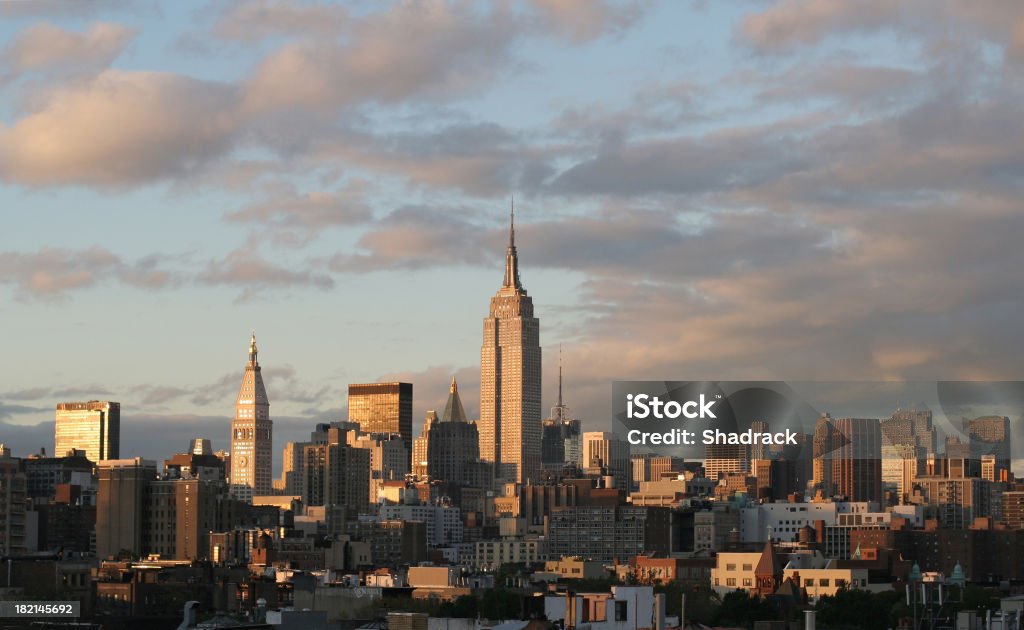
[239,456,248,467]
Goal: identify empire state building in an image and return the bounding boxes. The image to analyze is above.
[230,333,273,502]
[480,207,542,484]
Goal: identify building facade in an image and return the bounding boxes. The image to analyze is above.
[351,431,409,505]
[583,432,631,488]
[705,443,749,481]
[96,458,158,560]
[548,505,671,563]
[347,382,413,453]
[0,456,27,555]
[831,417,882,504]
[55,401,120,463]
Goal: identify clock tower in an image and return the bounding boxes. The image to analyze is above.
[230,333,272,502]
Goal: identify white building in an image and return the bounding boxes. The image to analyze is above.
[740,502,876,542]
[545,586,665,630]
[379,503,462,547]
[472,537,547,570]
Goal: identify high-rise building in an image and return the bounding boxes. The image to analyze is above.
[380,501,463,547]
[831,418,882,504]
[230,334,273,503]
[0,455,26,555]
[96,458,157,560]
[275,440,311,496]
[753,458,797,501]
[582,431,631,488]
[144,478,240,560]
[548,505,671,564]
[163,440,227,482]
[749,420,771,462]
[981,454,1006,482]
[705,443,750,481]
[22,451,94,502]
[424,378,480,486]
[55,401,120,463]
[479,207,542,484]
[412,411,437,479]
[910,475,990,529]
[190,438,213,456]
[812,413,836,496]
[541,352,581,472]
[542,419,581,469]
[1002,491,1024,529]
[348,382,413,453]
[881,443,917,504]
[882,409,935,452]
[964,416,1011,474]
[302,427,370,523]
[351,431,409,505]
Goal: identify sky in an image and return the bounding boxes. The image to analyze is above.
[2,0,1024,474]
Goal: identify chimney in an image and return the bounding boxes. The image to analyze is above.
[177,601,199,630]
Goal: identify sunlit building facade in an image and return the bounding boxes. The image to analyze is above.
[55,401,120,462]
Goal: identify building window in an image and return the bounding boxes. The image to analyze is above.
[615,601,628,621]
[726,564,736,571]
[805,579,814,586]
[726,578,736,587]
[742,564,752,571]
[743,578,752,587]
[820,579,830,587]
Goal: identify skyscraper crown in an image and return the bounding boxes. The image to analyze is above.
[237,332,269,406]
[502,199,523,291]
[442,376,468,423]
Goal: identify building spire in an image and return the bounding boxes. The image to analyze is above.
[442,375,467,423]
[502,198,522,290]
[557,344,563,408]
[249,331,258,365]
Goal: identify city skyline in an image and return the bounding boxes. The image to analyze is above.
[4,1,1024,465]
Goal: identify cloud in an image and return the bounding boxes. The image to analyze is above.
[0,70,239,186]
[242,1,516,113]
[548,127,810,197]
[0,402,51,420]
[756,63,924,110]
[2,22,135,78]
[197,247,335,301]
[2,385,115,401]
[225,180,373,245]
[328,204,494,272]
[212,0,352,41]
[0,248,176,297]
[130,365,335,410]
[0,419,54,459]
[739,0,901,53]
[528,0,650,43]
[0,0,132,17]
[547,202,1024,428]
[738,0,1024,64]
[310,121,557,196]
